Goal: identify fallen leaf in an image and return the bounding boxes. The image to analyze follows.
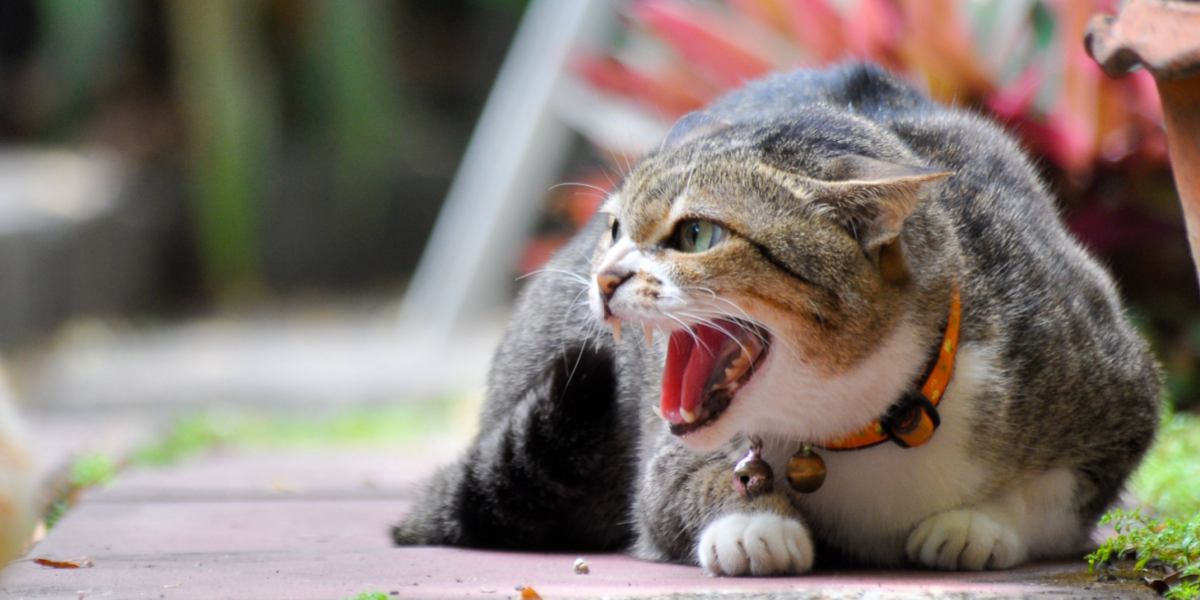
[520,586,543,600]
[34,557,93,569]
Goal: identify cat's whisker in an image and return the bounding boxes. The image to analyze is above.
[677,311,752,362]
[548,181,611,196]
[558,285,596,372]
[679,287,772,347]
[519,267,590,286]
[664,313,705,351]
[685,306,772,351]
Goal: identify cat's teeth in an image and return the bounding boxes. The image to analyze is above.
[610,319,622,343]
[725,355,749,381]
[652,404,663,419]
[680,406,697,423]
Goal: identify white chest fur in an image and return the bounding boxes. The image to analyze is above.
[758,344,998,565]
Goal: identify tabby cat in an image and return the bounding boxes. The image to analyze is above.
[394,63,1159,575]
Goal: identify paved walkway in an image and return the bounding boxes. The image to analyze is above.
[0,442,1154,600]
[0,309,1158,599]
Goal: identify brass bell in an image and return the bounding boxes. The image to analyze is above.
[732,441,774,499]
[786,444,826,493]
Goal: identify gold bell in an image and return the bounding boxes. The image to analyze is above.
[786,444,826,493]
[732,440,774,500]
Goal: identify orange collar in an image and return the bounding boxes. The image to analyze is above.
[820,284,962,451]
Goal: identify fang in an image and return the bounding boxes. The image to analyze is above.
[680,407,697,423]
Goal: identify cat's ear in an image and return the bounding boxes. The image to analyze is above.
[812,155,951,250]
[660,111,731,151]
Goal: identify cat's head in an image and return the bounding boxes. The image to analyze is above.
[588,109,952,451]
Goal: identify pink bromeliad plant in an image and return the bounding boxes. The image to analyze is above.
[523,0,1196,404]
[572,0,1165,175]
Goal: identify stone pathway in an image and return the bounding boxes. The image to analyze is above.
[0,442,1155,600]
[0,309,1158,599]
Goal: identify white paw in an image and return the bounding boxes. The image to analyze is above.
[697,512,814,576]
[906,509,1027,570]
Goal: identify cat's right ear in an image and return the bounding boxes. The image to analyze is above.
[811,155,952,251]
[660,111,731,151]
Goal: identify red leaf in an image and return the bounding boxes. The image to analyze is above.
[572,56,708,118]
[634,0,776,87]
[779,0,846,62]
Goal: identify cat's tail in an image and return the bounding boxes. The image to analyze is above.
[392,344,635,550]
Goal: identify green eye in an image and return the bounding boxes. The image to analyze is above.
[674,220,726,253]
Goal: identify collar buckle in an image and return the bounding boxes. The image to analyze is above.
[881,390,941,448]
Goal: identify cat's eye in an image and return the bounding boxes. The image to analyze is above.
[672,220,726,253]
[610,217,620,241]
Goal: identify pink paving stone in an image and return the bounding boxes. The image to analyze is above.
[87,447,452,503]
[0,442,1155,599]
[0,497,1154,599]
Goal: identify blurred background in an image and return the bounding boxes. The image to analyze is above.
[0,0,1195,458]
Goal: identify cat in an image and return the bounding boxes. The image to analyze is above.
[393,63,1160,575]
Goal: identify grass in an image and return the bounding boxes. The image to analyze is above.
[135,397,465,467]
[43,453,119,529]
[343,593,389,600]
[41,396,472,529]
[1089,411,1200,598]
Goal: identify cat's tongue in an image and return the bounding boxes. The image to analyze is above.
[661,323,730,425]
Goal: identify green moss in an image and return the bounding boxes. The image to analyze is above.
[43,499,68,529]
[344,593,389,600]
[42,396,469,530]
[43,453,118,529]
[135,397,463,467]
[1090,412,1200,599]
[70,453,117,488]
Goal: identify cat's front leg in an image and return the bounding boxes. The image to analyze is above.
[905,468,1086,570]
[905,507,1025,570]
[697,510,814,576]
[634,443,814,576]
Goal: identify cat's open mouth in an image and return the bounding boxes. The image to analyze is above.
[660,319,770,436]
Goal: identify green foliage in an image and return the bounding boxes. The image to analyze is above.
[1090,412,1200,598]
[1088,510,1200,599]
[135,399,459,467]
[344,593,388,600]
[134,414,232,467]
[44,453,118,530]
[1133,412,1200,517]
[168,1,275,293]
[43,499,69,530]
[70,453,117,488]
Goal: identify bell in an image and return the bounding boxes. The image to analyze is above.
[732,441,774,499]
[786,445,826,493]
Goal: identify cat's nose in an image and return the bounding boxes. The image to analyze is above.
[597,270,633,304]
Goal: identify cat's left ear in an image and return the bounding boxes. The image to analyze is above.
[660,111,731,151]
[812,155,951,250]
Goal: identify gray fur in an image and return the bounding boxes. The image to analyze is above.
[394,63,1159,568]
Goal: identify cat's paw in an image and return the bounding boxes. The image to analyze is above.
[906,508,1027,570]
[697,512,814,576]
